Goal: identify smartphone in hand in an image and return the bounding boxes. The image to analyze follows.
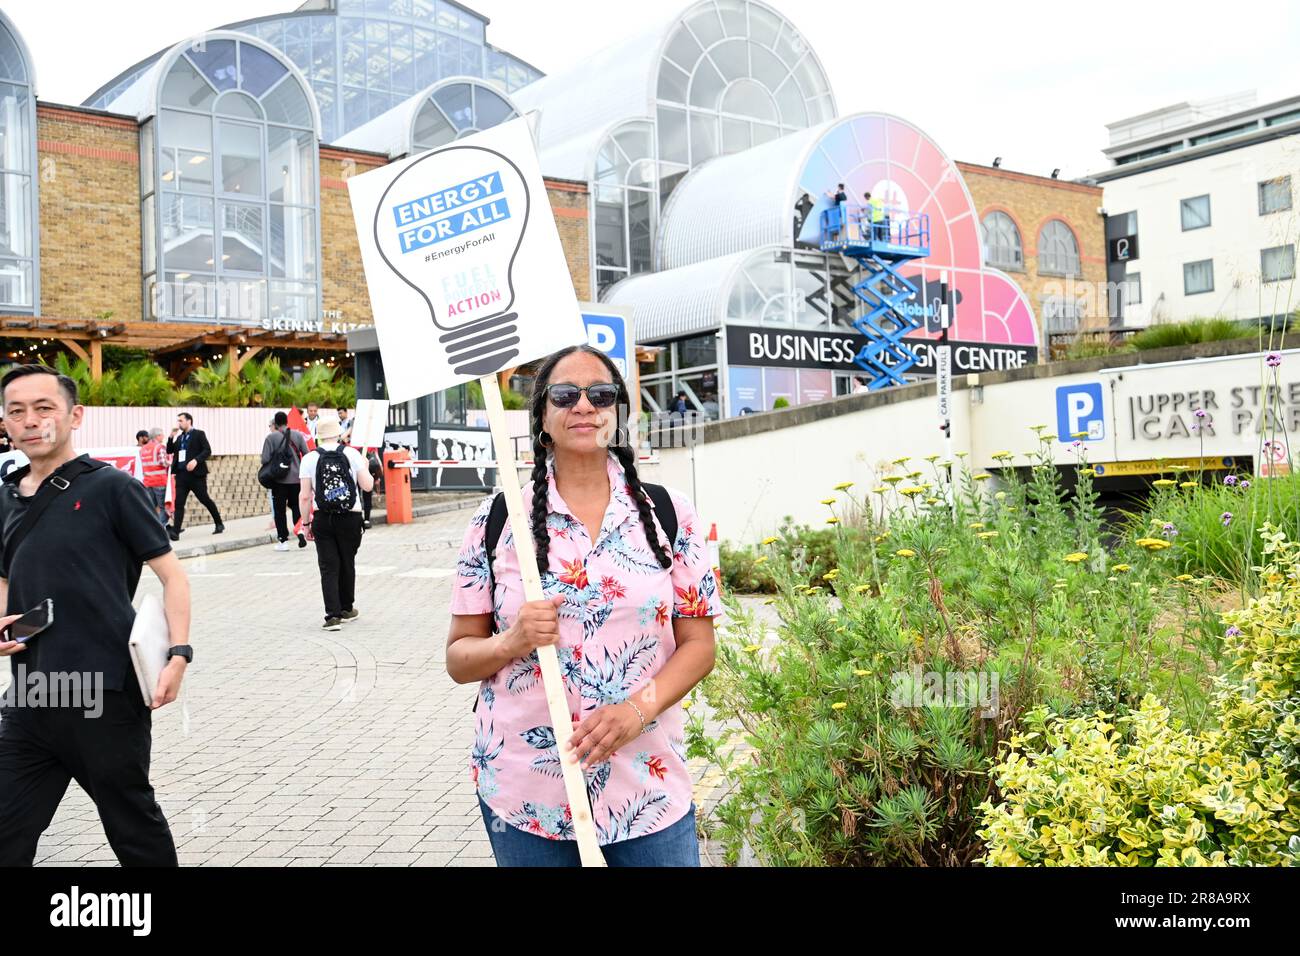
[3,599,54,643]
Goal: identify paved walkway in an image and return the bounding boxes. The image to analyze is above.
[19,498,746,867]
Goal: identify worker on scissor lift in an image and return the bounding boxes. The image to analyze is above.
[824,183,848,240]
[864,191,885,242]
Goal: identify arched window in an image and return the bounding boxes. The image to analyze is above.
[1037,219,1080,276]
[145,38,320,324]
[0,13,36,312]
[411,79,518,151]
[594,120,656,298]
[981,211,1022,270]
[655,0,834,201]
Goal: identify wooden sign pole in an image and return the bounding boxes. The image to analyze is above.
[479,375,606,866]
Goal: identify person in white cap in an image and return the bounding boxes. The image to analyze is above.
[297,412,374,631]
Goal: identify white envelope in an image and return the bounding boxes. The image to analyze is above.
[128,594,171,707]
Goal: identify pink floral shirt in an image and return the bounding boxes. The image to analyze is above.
[450,452,721,845]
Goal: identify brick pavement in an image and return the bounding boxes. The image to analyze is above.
[20,501,744,867]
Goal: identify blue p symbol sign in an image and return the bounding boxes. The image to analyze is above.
[1056,383,1105,442]
[581,312,628,377]
[587,323,616,352]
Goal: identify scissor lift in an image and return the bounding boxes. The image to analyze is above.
[820,204,931,389]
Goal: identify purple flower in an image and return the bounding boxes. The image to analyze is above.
[1195,409,1206,418]
[1224,475,1238,486]
[1162,522,1178,538]
[1221,511,1233,527]
[1225,625,1241,638]
[1240,480,1251,490]
[1266,352,1281,368]
[1191,423,1200,432]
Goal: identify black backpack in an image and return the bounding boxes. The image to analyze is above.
[314,447,358,513]
[483,482,678,600]
[258,430,298,489]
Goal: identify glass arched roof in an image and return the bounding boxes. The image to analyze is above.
[84,0,542,143]
[91,31,323,136]
[512,0,835,182]
[335,76,519,157]
[633,112,1042,349]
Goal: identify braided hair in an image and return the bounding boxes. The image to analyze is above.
[527,345,674,578]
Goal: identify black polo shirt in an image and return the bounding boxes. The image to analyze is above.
[0,455,171,691]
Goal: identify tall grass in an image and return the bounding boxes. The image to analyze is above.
[1124,472,1300,584]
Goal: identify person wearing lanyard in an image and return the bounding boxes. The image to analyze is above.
[447,344,720,866]
[165,413,223,542]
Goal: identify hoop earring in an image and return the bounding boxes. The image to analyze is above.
[539,431,554,448]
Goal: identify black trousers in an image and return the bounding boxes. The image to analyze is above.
[312,511,364,618]
[361,489,373,522]
[172,471,222,531]
[0,690,177,866]
[271,483,302,541]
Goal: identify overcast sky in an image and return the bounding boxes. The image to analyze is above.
[8,0,1298,179]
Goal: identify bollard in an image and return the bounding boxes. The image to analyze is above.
[383,448,413,524]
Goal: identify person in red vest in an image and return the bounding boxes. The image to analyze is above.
[136,427,170,524]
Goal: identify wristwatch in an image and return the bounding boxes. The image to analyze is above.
[167,645,193,663]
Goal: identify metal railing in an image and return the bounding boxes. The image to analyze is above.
[820,204,930,251]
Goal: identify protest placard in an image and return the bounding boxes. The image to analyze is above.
[347,118,601,864]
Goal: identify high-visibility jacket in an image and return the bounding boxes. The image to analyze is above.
[141,439,169,488]
[868,197,885,222]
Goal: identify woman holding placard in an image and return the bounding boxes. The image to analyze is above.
[447,345,720,866]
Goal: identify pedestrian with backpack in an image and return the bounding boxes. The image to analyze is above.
[297,412,373,631]
[446,345,720,866]
[260,411,309,551]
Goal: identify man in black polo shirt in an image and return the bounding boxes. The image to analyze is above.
[0,364,192,867]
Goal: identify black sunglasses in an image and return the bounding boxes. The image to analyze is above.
[546,382,620,409]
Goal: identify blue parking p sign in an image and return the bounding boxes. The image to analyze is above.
[1056,383,1105,442]
[581,311,628,377]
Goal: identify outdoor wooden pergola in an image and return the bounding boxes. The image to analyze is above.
[0,315,350,384]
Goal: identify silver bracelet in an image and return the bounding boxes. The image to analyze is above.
[624,699,647,734]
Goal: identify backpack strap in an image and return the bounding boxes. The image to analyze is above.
[2,457,105,574]
[641,483,678,553]
[474,491,509,716]
[483,491,508,608]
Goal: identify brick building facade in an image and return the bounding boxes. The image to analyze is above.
[957,162,1107,344]
[28,103,590,333]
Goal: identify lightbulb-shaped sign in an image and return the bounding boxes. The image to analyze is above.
[348,118,586,402]
[373,145,527,376]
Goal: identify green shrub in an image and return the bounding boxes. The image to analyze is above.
[1216,524,1300,788]
[24,354,355,409]
[977,696,1296,865]
[772,396,790,409]
[689,438,1230,865]
[979,525,1300,866]
[719,542,777,594]
[721,520,847,595]
[1128,318,1255,352]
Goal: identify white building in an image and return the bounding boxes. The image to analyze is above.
[1093,91,1299,327]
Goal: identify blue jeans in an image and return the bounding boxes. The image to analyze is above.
[478,796,701,867]
[146,485,167,524]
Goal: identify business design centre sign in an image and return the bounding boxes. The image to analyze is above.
[727,324,1035,375]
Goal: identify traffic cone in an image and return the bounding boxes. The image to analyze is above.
[708,523,722,591]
